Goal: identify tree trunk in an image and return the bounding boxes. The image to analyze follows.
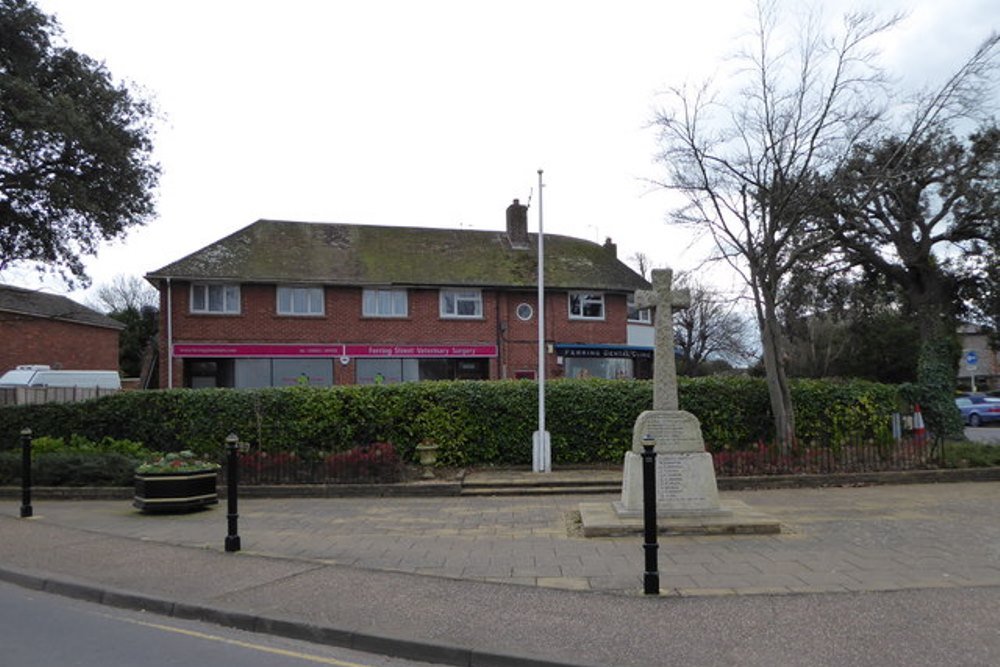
[753,279,796,450]
[904,269,964,440]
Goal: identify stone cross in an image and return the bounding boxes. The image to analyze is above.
[634,268,690,411]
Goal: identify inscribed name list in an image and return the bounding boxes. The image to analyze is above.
[632,411,705,454]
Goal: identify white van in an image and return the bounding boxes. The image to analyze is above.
[0,365,122,389]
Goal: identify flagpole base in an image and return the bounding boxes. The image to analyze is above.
[532,430,551,473]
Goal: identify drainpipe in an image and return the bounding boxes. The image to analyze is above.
[166,277,174,388]
[495,292,505,379]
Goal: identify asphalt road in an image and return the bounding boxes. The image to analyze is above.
[964,425,1000,445]
[4,578,999,667]
[0,581,437,667]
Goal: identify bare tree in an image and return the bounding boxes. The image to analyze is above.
[673,274,754,375]
[88,274,158,314]
[653,0,900,443]
[628,252,651,280]
[85,274,158,379]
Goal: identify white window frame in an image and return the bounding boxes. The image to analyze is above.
[440,289,483,319]
[627,295,651,323]
[363,288,408,317]
[277,285,325,316]
[568,291,605,320]
[190,283,241,314]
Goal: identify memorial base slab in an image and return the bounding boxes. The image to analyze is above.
[579,499,781,537]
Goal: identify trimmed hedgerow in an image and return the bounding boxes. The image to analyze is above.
[30,434,150,458]
[0,377,904,465]
[0,452,141,486]
[0,435,152,487]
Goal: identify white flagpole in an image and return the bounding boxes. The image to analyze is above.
[533,169,551,473]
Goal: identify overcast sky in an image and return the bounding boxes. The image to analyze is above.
[6,0,998,304]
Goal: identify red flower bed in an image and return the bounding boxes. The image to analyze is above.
[711,435,933,476]
[325,442,400,482]
[232,443,402,484]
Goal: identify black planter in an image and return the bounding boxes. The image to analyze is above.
[133,469,219,513]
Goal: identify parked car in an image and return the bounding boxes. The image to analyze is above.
[0,365,121,389]
[955,396,1000,427]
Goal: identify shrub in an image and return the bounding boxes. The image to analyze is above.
[0,376,906,466]
[943,441,1000,468]
[30,434,149,458]
[0,452,140,486]
[240,451,303,478]
[0,435,151,487]
[325,442,401,482]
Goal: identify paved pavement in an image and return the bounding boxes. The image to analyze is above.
[2,480,999,666]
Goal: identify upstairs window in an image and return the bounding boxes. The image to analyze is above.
[191,283,240,314]
[569,292,605,320]
[363,288,408,317]
[627,295,652,323]
[440,289,482,318]
[277,286,324,316]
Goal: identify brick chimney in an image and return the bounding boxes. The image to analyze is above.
[603,237,617,257]
[506,199,529,248]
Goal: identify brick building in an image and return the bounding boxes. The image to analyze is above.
[146,202,653,388]
[0,284,124,374]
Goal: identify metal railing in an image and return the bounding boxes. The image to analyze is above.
[220,443,404,485]
[711,433,935,477]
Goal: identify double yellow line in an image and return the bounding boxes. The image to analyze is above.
[109,614,376,667]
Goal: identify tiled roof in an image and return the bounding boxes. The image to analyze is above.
[0,284,125,330]
[147,219,650,292]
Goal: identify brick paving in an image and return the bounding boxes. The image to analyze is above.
[4,481,999,597]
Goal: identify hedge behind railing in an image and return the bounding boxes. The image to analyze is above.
[0,377,904,465]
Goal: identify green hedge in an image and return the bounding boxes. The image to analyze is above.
[0,452,141,486]
[0,377,903,465]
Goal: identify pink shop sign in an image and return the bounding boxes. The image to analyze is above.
[344,344,497,358]
[173,344,345,358]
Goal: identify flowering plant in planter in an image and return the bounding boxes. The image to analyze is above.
[135,450,220,474]
[134,451,220,513]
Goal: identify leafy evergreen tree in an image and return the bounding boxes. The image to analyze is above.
[0,0,159,285]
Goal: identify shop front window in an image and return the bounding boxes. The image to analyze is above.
[356,358,489,384]
[184,359,235,388]
[565,357,634,380]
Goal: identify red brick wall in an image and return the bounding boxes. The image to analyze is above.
[499,291,628,380]
[0,313,121,373]
[158,281,630,386]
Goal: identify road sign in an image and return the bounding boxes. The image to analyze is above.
[965,350,979,367]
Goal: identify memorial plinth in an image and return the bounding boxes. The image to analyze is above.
[580,413,781,537]
[615,410,731,518]
[578,268,780,537]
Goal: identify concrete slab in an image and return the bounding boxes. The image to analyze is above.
[578,499,781,537]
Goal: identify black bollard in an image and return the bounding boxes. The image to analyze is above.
[20,428,32,518]
[641,434,659,595]
[224,433,241,552]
